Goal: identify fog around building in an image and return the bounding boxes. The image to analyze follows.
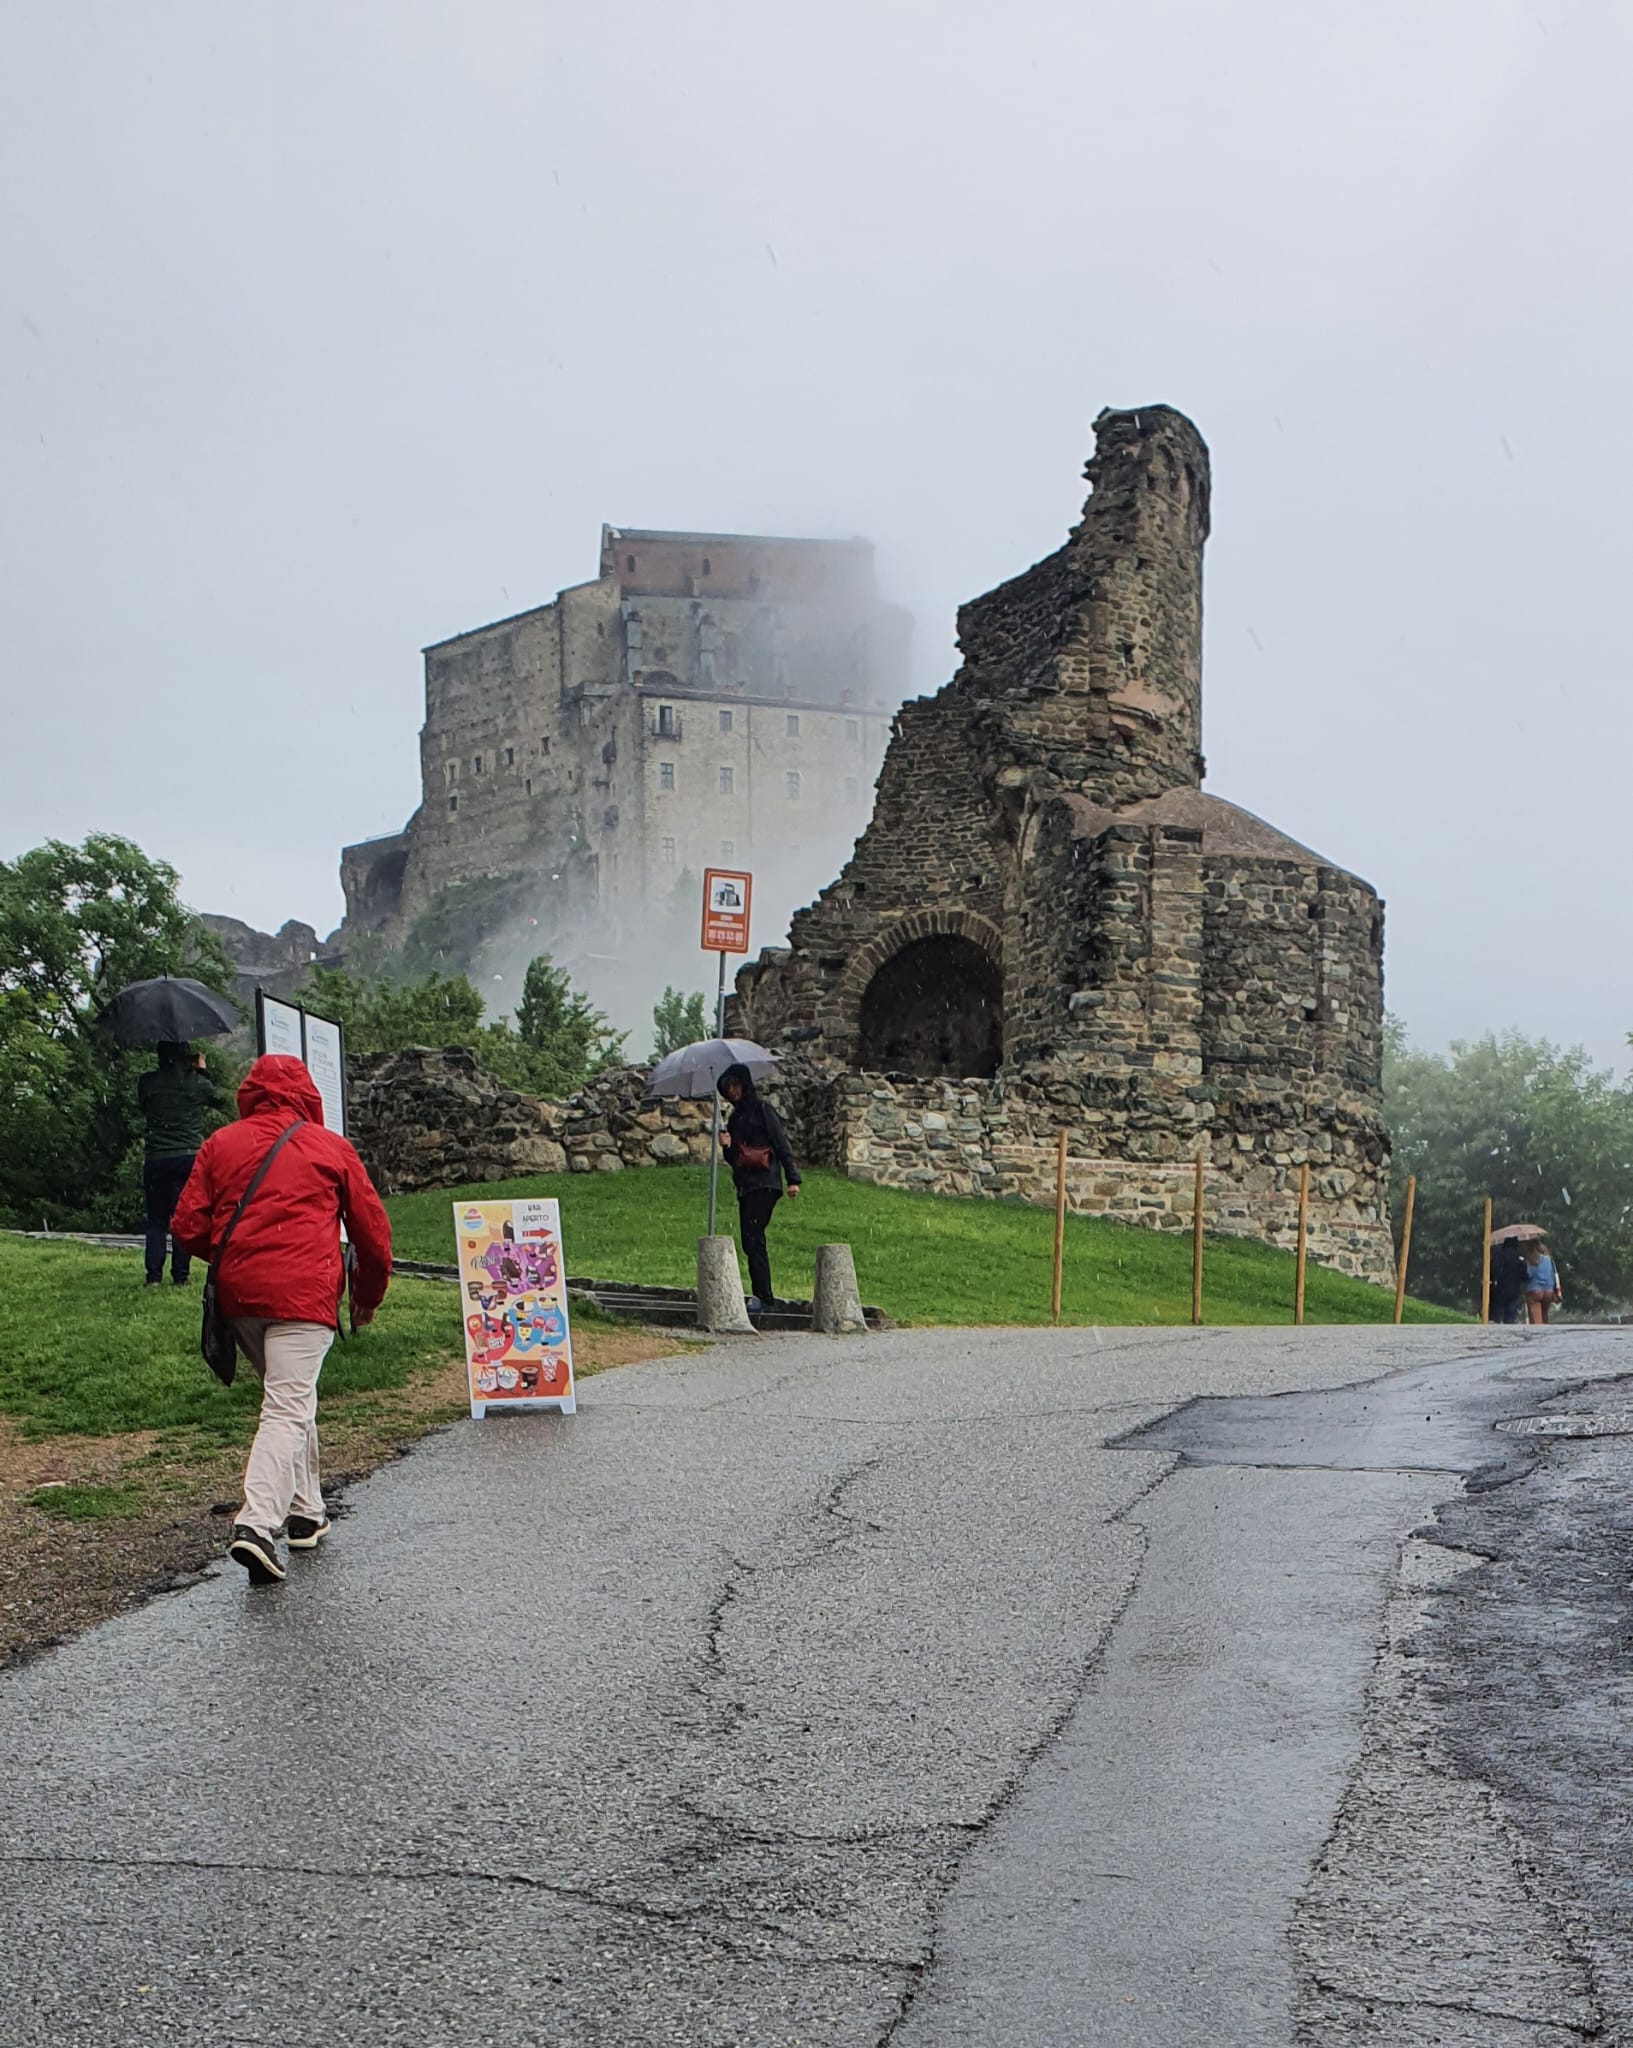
[3,1,1629,1065]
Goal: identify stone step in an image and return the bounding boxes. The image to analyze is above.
[400,1259,889,1334]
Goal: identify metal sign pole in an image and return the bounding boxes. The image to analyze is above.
[706,949,727,1237]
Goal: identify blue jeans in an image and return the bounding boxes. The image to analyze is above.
[143,1154,196,1283]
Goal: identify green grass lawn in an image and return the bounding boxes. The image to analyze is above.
[387,1164,1462,1329]
[0,1237,467,1441]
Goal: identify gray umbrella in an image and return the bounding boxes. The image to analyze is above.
[643,1036,778,1101]
[94,976,241,1048]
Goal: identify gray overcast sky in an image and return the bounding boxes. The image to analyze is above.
[3,0,1629,1067]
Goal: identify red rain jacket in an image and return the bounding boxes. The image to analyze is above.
[171,1055,392,1327]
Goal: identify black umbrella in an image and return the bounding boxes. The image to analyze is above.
[94,976,241,1049]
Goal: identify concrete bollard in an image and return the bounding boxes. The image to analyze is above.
[812,1243,868,1336]
[696,1236,755,1334]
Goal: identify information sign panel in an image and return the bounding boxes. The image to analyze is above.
[303,1013,347,1136]
[254,992,347,1136]
[701,867,753,953]
[453,1199,577,1418]
[259,996,304,1061]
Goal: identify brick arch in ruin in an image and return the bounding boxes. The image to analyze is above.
[845,908,1006,1081]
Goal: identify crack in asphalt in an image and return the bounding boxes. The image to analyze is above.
[0,1846,919,1975]
[1305,1980,1605,2039]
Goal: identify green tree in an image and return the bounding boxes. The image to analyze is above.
[0,835,235,1228]
[651,986,708,1058]
[1385,1020,1633,1313]
[300,954,625,1100]
[480,955,626,1097]
[299,965,485,1053]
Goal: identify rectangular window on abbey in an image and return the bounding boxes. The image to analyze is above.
[661,836,676,864]
[785,713,800,738]
[659,762,675,791]
[785,769,801,799]
[718,709,733,733]
[448,794,458,814]
[540,736,551,755]
[472,754,484,774]
[845,718,861,742]
[718,766,734,795]
[503,746,514,767]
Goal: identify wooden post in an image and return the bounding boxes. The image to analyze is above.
[1294,1160,1310,1326]
[1191,1152,1205,1327]
[1050,1129,1068,1325]
[1392,1174,1417,1325]
[1479,1196,1492,1323]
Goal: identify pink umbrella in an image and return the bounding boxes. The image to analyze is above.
[1489,1222,1546,1244]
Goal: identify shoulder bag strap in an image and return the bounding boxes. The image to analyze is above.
[209,1120,304,1279]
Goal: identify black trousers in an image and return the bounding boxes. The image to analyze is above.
[143,1153,196,1283]
[737,1189,781,1304]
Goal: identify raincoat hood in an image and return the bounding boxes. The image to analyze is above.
[236,1053,325,1124]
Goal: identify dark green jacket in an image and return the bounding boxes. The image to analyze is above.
[137,1065,222,1162]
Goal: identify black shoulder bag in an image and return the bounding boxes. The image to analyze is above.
[200,1121,304,1387]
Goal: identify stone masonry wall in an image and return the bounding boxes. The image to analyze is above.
[797,1071,1392,1284]
[348,1050,716,1196]
[346,1044,1390,1282]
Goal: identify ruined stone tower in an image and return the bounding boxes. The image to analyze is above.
[737,406,1394,1283]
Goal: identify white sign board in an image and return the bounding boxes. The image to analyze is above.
[303,1013,346,1136]
[254,992,347,1138]
[260,996,304,1061]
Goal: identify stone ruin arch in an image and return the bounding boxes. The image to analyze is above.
[847,909,1005,1080]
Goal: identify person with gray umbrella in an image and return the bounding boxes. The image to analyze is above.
[717,1061,801,1312]
[138,1041,224,1285]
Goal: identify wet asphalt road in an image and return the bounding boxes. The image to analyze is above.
[2,1323,1630,2046]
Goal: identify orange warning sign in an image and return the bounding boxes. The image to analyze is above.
[701,867,753,953]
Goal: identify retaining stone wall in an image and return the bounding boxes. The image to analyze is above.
[804,1070,1393,1284]
[348,1050,716,1195]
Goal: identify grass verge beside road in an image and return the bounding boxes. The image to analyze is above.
[387,1165,1463,1328]
[0,1237,675,1665]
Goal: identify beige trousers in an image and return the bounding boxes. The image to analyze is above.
[232,1319,334,1539]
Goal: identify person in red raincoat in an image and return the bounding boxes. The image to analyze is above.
[172,1055,393,1585]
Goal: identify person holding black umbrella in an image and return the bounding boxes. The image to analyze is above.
[137,1041,223,1286]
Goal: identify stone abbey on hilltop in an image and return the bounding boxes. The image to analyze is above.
[338,526,910,1018]
[735,406,1394,1281]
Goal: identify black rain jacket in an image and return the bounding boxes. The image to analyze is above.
[723,1093,801,1197]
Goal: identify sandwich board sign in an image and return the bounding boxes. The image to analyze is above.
[453,1197,577,1417]
[701,867,753,954]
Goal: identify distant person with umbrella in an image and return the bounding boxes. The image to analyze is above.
[137,1041,224,1286]
[1487,1222,1557,1326]
[717,1061,801,1312]
[1488,1233,1530,1324]
[95,974,241,1288]
[1523,1238,1563,1324]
